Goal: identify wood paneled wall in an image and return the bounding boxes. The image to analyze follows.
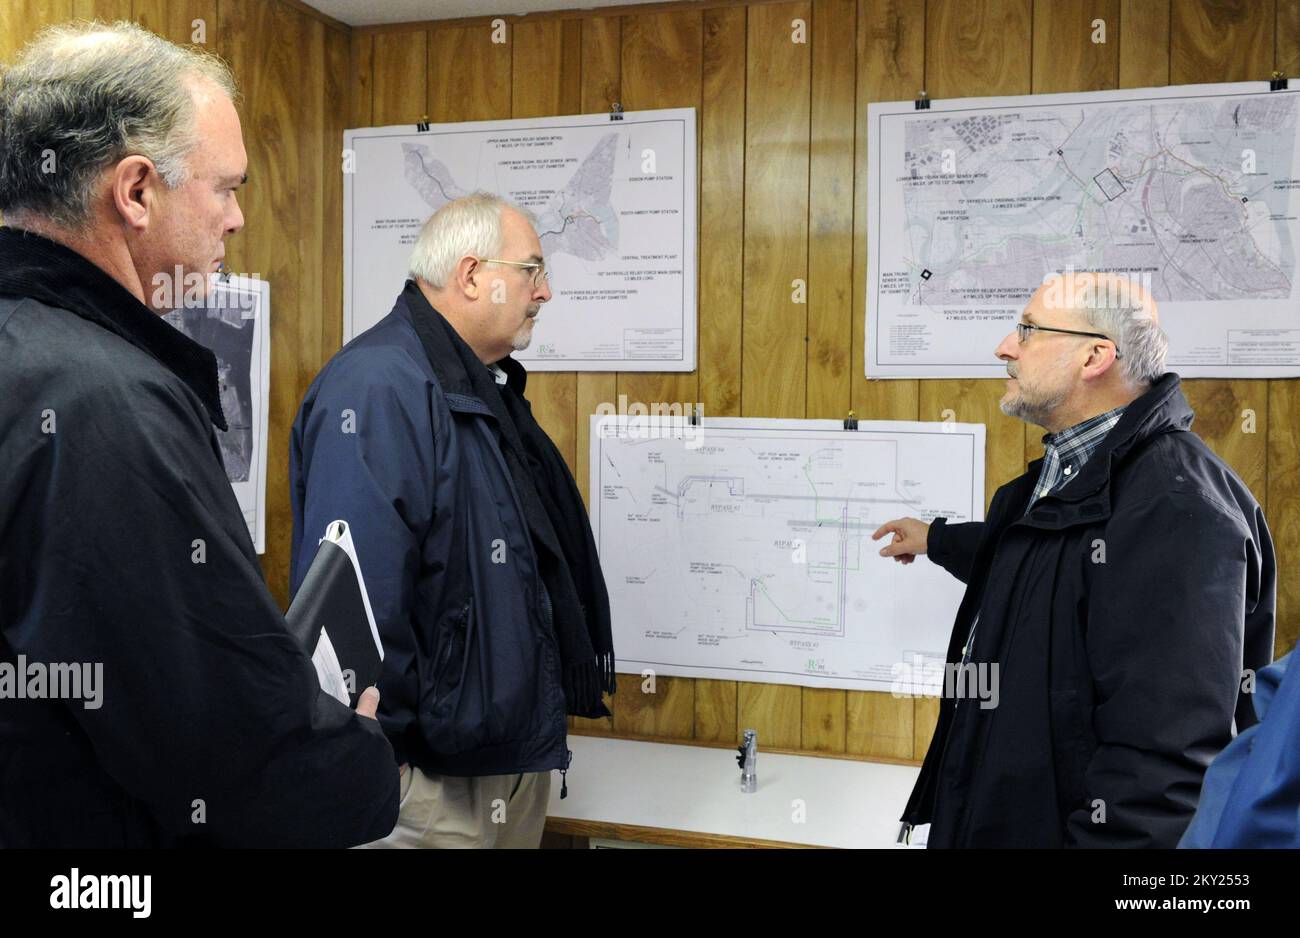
[4,0,1297,766]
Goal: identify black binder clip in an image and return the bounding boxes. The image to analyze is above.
[1270,71,1288,91]
[914,91,930,111]
[688,403,702,427]
[843,410,858,431]
[416,115,430,132]
[610,102,624,122]
[216,263,231,284]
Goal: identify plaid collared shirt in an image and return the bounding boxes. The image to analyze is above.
[953,405,1128,695]
[1026,404,1128,513]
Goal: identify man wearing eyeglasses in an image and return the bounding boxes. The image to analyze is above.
[289,192,615,847]
[873,270,1275,848]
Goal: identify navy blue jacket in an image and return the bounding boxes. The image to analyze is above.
[1180,650,1299,847]
[290,285,569,777]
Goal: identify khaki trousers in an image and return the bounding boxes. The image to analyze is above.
[360,765,551,849]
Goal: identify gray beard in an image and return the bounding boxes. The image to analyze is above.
[511,315,536,351]
[1000,385,1067,428]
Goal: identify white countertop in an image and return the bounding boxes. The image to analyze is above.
[546,734,922,848]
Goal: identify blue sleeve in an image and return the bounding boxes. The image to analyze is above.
[290,347,436,757]
[1180,652,1297,848]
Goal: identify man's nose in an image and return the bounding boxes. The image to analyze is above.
[534,278,552,303]
[227,195,245,237]
[994,330,1019,362]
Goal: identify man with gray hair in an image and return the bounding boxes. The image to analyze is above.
[0,22,399,847]
[873,271,1275,848]
[290,192,616,848]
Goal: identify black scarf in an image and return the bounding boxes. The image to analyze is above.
[402,282,616,718]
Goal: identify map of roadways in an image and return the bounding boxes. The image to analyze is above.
[589,417,986,693]
[344,110,696,370]
[868,82,1300,378]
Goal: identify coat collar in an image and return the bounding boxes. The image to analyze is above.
[1017,372,1192,529]
[0,226,227,430]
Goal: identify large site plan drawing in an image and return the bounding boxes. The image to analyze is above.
[164,276,270,554]
[344,109,696,370]
[589,417,985,693]
[867,82,1300,378]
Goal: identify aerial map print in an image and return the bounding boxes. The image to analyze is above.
[868,83,1300,378]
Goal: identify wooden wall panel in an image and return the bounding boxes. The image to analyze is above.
[0,1,73,65]
[575,15,622,511]
[692,5,747,744]
[371,30,427,126]
[1026,0,1120,466]
[736,1,812,751]
[922,0,1032,512]
[615,8,703,435]
[219,0,309,605]
[512,21,581,479]
[428,25,512,124]
[607,9,704,741]
[1171,2,1275,520]
[1120,0,1171,87]
[853,0,927,760]
[571,16,623,738]
[133,0,215,45]
[801,0,857,755]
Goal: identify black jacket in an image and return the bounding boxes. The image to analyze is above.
[290,285,578,777]
[0,228,399,847]
[903,373,1276,848]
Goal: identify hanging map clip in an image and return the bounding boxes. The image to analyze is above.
[914,90,930,111]
[844,410,858,431]
[416,115,430,132]
[1270,71,1289,91]
[610,102,624,122]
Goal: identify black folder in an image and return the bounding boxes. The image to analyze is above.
[286,520,384,708]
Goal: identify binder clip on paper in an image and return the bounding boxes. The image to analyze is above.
[610,102,624,122]
[1270,71,1289,91]
[914,90,930,111]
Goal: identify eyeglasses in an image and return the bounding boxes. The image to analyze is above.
[1016,321,1121,359]
[479,257,549,289]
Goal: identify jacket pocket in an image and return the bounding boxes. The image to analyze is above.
[431,597,471,705]
[1049,688,1095,811]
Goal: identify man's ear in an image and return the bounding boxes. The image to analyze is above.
[1082,342,1118,381]
[109,156,157,233]
[455,255,482,301]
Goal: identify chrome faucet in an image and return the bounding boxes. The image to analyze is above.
[737,729,757,793]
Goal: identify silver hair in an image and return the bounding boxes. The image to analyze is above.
[408,191,535,288]
[0,20,236,229]
[1046,271,1168,390]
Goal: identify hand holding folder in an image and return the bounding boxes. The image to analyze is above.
[286,520,384,709]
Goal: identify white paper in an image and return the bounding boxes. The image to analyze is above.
[866,82,1300,378]
[322,520,384,668]
[164,275,270,552]
[343,109,698,371]
[311,628,351,707]
[589,416,985,694]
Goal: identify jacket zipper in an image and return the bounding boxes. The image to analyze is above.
[538,583,574,799]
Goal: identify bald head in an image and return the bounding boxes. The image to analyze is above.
[1032,270,1166,389]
